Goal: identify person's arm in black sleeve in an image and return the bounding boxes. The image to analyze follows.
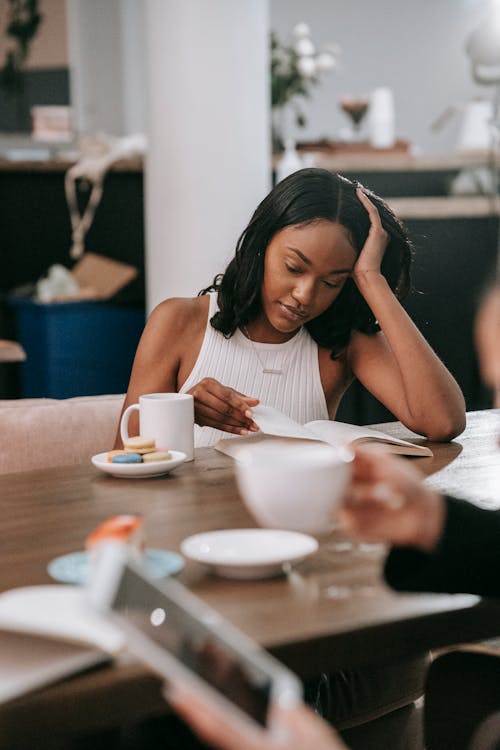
[385,495,500,597]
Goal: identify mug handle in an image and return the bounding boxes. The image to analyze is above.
[120,403,139,444]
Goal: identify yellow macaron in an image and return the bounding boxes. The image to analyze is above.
[142,450,172,463]
[123,436,156,454]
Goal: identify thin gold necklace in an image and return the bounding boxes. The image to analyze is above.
[241,326,294,375]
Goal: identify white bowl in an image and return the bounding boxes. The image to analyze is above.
[234,442,352,536]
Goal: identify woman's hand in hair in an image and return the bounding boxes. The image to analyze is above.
[187,378,260,435]
[352,188,389,281]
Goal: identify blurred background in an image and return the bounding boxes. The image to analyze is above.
[0,0,494,152]
[0,0,498,423]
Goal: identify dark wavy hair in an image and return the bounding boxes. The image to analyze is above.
[199,168,412,357]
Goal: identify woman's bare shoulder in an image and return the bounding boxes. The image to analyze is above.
[147,295,210,337]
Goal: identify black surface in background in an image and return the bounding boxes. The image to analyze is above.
[1,165,497,412]
[0,68,70,132]
[0,169,145,305]
[338,170,458,198]
[337,215,497,424]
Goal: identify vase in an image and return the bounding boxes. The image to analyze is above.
[271,106,289,153]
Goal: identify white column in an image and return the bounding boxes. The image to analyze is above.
[144,0,271,312]
[120,0,147,135]
[66,0,146,137]
[66,0,126,136]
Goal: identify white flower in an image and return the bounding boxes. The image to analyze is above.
[316,52,336,73]
[292,22,311,40]
[297,55,317,78]
[294,36,315,57]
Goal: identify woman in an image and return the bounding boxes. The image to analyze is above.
[118,168,465,446]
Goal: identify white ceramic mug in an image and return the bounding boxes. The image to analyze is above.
[120,393,195,461]
[234,442,352,536]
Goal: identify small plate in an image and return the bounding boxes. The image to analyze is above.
[48,548,184,585]
[91,450,187,478]
[180,529,318,580]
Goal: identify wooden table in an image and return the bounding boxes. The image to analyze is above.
[1,409,499,743]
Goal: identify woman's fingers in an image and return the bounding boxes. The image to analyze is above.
[269,703,349,750]
[169,685,348,750]
[205,383,260,430]
[350,446,382,480]
[350,446,401,485]
[188,378,260,433]
[356,188,387,242]
[234,389,260,407]
[168,685,264,750]
[353,189,389,277]
[196,405,253,434]
[343,450,411,538]
[356,187,382,227]
[342,448,445,550]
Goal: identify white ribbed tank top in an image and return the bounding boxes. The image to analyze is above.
[179,292,328,447]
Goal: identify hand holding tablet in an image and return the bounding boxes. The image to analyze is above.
[88,543,302,741]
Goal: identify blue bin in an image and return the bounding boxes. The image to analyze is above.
[9,298,145,398]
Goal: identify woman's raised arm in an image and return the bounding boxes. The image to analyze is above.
[347,190,465,441]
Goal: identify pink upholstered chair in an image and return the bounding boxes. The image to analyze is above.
[0,394,124,474]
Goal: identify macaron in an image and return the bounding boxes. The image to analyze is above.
[123,436,156,454]
[107,449,129,463]
[142,450,172,463]
[111,452,143,464]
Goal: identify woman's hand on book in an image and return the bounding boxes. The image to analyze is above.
[339,447,446,552]
[352,189,389,282]
[187,378,260,435]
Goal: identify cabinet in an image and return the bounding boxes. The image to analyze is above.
[0,159,145,398]
[8,298,145,399]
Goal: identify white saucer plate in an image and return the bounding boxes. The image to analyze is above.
[180,528,318,580]
[91,450,187,478]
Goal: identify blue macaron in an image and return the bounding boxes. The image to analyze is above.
[111,453,143,464]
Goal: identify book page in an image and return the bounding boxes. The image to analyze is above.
[250,405,322,441]
[305,420,432,457]
[215,406,432,458]
[0,585,124,653]
[0,631,107,705]
[214,406,322,459]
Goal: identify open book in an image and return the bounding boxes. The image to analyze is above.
[0,584,123,704]
[215,405,433,458]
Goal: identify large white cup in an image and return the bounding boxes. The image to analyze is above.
[120,393,195,461]
[234,442,352,536]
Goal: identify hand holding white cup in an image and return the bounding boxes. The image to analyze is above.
[120,393,195,461]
